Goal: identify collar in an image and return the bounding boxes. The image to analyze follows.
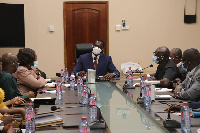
[92,53,100,63]
[177,61,182,67]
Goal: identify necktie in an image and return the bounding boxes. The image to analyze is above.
[94,57,97,70]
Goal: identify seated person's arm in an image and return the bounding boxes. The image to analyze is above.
[4,97,25,107]
[0,108,25,118]
[176,78,200,100]
[18,70,46,90]
[72,56,84,77]
[106,56,120,78]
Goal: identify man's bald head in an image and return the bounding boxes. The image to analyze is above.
[155,46,170,57]
[2,53,18,73]
[183,48,200,62]
[182,48,200,71]
[170,48,182,64]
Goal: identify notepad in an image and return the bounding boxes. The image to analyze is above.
[155,95,171,98]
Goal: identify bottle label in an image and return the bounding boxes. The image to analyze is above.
[80,127,87,133]
[26,111,35,122]
[82,92,88,98]
[60,73,63,77]
[89,100,96,105]
[56,85,61,91]
[128,75,133,81]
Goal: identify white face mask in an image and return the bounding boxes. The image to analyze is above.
[92,47,102,55]
[31,61,38,70]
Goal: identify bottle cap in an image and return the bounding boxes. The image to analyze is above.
[146,84,150,86]
[57,80,61,82]
[27,103,33,106]
[82,116,87,120]
[91,93,94,96]
[183,102,188,106]
[83,85,87,87]
[61,69,63,71]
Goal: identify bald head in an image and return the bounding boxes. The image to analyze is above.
[182,48,200,71]
[170,48,182,64]
[2,53,18,73]
[183,48,200,62]
[155,46,170,57]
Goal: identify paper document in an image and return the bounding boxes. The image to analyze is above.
[63,83,77,87]
[155,88,172,92]
[30,97,52,102]
[42,90,65,94]
[155,95,171,98]
[45,82,56,87]
[45,78,51,82]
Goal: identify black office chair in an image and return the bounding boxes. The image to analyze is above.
[75,43,93,64]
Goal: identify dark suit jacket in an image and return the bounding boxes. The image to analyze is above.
[72,52,120,77]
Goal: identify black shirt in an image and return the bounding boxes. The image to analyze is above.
[155,59,181,81]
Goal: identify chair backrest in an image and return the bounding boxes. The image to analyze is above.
[75,43,93,64]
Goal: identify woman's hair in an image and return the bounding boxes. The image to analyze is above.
[17,48,36,66]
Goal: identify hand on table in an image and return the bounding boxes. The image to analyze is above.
[27,91,35,98]
[164,103,182,112]
[173,78,181,88]
[78,71,85,77]
[1,115,15,125]
[104,73,115,80]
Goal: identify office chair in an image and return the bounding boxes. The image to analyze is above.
[75,43,93,64]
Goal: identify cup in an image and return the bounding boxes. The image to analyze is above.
[87,69,96,83]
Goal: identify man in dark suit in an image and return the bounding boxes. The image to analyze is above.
[72,39,120,80]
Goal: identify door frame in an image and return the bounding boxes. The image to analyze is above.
[63,1,109,69]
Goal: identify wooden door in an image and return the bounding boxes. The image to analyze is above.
[64,1,108,73]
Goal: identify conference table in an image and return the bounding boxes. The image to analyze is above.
[34,76,200,133]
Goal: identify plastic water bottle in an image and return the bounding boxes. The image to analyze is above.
[86,72,88,83]
[70,73,75,90]
[181,102,191,132]
[127,67,133,86]
[79,116,90,133]
[60,69,64,83]
[56,80,62,99]
[26,103,35,133]
[140,78,144,98]
[89,93,97,120]
[64,68,68,83]
[81,85,88,105]
[144,84,151,106]
[77,76,83,93]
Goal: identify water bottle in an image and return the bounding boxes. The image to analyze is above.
[56,80,62,100]
[60,69,64,83]
[77,76,83,93]
[79,116,90,133]
[81,85,88,105]
[140,78,144,98]
[127,67,133,86]
[181,102,191,132]
[144,84,151,106]
[26,103,35,133]
[89,93,97,120]
[64,68,68,83]
[86,72,88,83]
[70,73,75,90]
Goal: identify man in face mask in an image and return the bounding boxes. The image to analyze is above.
[151,46,181,87]
[172,48,200,101]
[0,53,34,102]
[72,39,120,80]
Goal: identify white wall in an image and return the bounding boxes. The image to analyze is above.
[1,0,200,78]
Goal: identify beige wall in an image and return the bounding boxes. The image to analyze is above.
[1,0,200,78]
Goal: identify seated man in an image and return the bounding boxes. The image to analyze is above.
[0,53,34,102]
[72,39,120,79]
[151,46,181,87]
[170,48,187,81]
[172,48,200,101]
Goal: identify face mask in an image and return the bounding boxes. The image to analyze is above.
[93,47,102,55]
[16,63,19,72]
[152,55,159,64]
[31,61,38,70]
[182,62,188,72]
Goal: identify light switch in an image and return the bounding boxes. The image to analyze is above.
[49,26,54,32]
[116,25,121,31]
